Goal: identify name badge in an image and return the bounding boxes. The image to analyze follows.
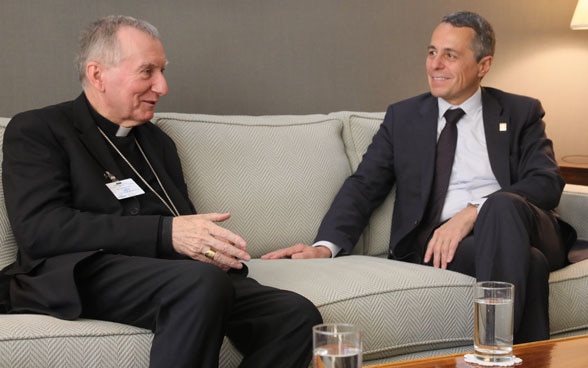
[106,179,145,200]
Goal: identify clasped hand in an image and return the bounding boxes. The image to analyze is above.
[172,213,250,271]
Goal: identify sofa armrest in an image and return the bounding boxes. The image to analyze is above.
[558,185,588,263]
[558,184,588,241]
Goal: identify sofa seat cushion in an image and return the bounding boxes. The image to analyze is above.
[0,315,152,367]
[247,256,476,361]
[248,256,588,361]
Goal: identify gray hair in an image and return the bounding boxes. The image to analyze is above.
[75,15,160,85]
[441,11,495,61]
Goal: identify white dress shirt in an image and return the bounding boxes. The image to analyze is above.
[438,88,501,221]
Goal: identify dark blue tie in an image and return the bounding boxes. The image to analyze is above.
[414,108,465,255]
[427,108,465,225]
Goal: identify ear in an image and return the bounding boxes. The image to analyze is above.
[477,55,493,78]
[85,61,106,92]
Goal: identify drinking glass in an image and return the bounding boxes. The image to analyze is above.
[473,281,515,363]
[313,323,362,368]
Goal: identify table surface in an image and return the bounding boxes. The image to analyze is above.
[365,334,588,368]
[559,164,588,186]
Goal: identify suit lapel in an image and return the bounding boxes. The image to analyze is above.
[481,88,511,187]
[416,96,439,210]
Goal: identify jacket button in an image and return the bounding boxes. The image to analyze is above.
[129,208,139,215]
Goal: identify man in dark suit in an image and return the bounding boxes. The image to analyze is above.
[263,11,574,344]
[0,15,321,368]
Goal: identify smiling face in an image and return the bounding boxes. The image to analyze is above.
[85,26,168,126]
[426,22,492,105]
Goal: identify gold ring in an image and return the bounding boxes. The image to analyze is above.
[204,249,216,259]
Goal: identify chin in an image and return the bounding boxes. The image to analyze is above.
[137,111,156,122]
[429,89,444,98]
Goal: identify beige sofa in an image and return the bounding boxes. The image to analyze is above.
[1,112,587,367]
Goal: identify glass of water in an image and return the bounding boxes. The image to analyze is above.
[313,323,362,368]
[473,281,515,363]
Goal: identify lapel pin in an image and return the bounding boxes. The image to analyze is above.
[499,122,508,132]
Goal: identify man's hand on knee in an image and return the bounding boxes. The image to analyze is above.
[424,205,477,269]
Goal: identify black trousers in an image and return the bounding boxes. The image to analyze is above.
[439,192,567,344]
[75,254,322,368]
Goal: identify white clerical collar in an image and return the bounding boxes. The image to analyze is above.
[115,126,133,137]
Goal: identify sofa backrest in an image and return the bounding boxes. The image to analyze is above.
[0,112,393,268]
[1,112,587,265]
[152,112,390,258]
[0,117,18,269]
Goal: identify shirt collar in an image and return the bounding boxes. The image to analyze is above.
[437,87,483,119]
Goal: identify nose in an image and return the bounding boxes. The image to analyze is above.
[153,71,169,96]
[428,54,444,70]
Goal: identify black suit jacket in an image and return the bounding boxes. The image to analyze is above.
[1,94,195,318]
[315,87,574,259]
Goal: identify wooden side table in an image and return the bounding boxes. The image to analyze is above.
[559,155,588,186]
[560,164,588,186]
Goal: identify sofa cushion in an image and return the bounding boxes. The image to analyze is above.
[0,315,152,368]
[329,112,386,172]
[248,256,476,361]
[152,113,355,258]
[249,255,588,361]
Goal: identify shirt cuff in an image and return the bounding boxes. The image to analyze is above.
[468,198,487,215]
[312,241,341,258]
